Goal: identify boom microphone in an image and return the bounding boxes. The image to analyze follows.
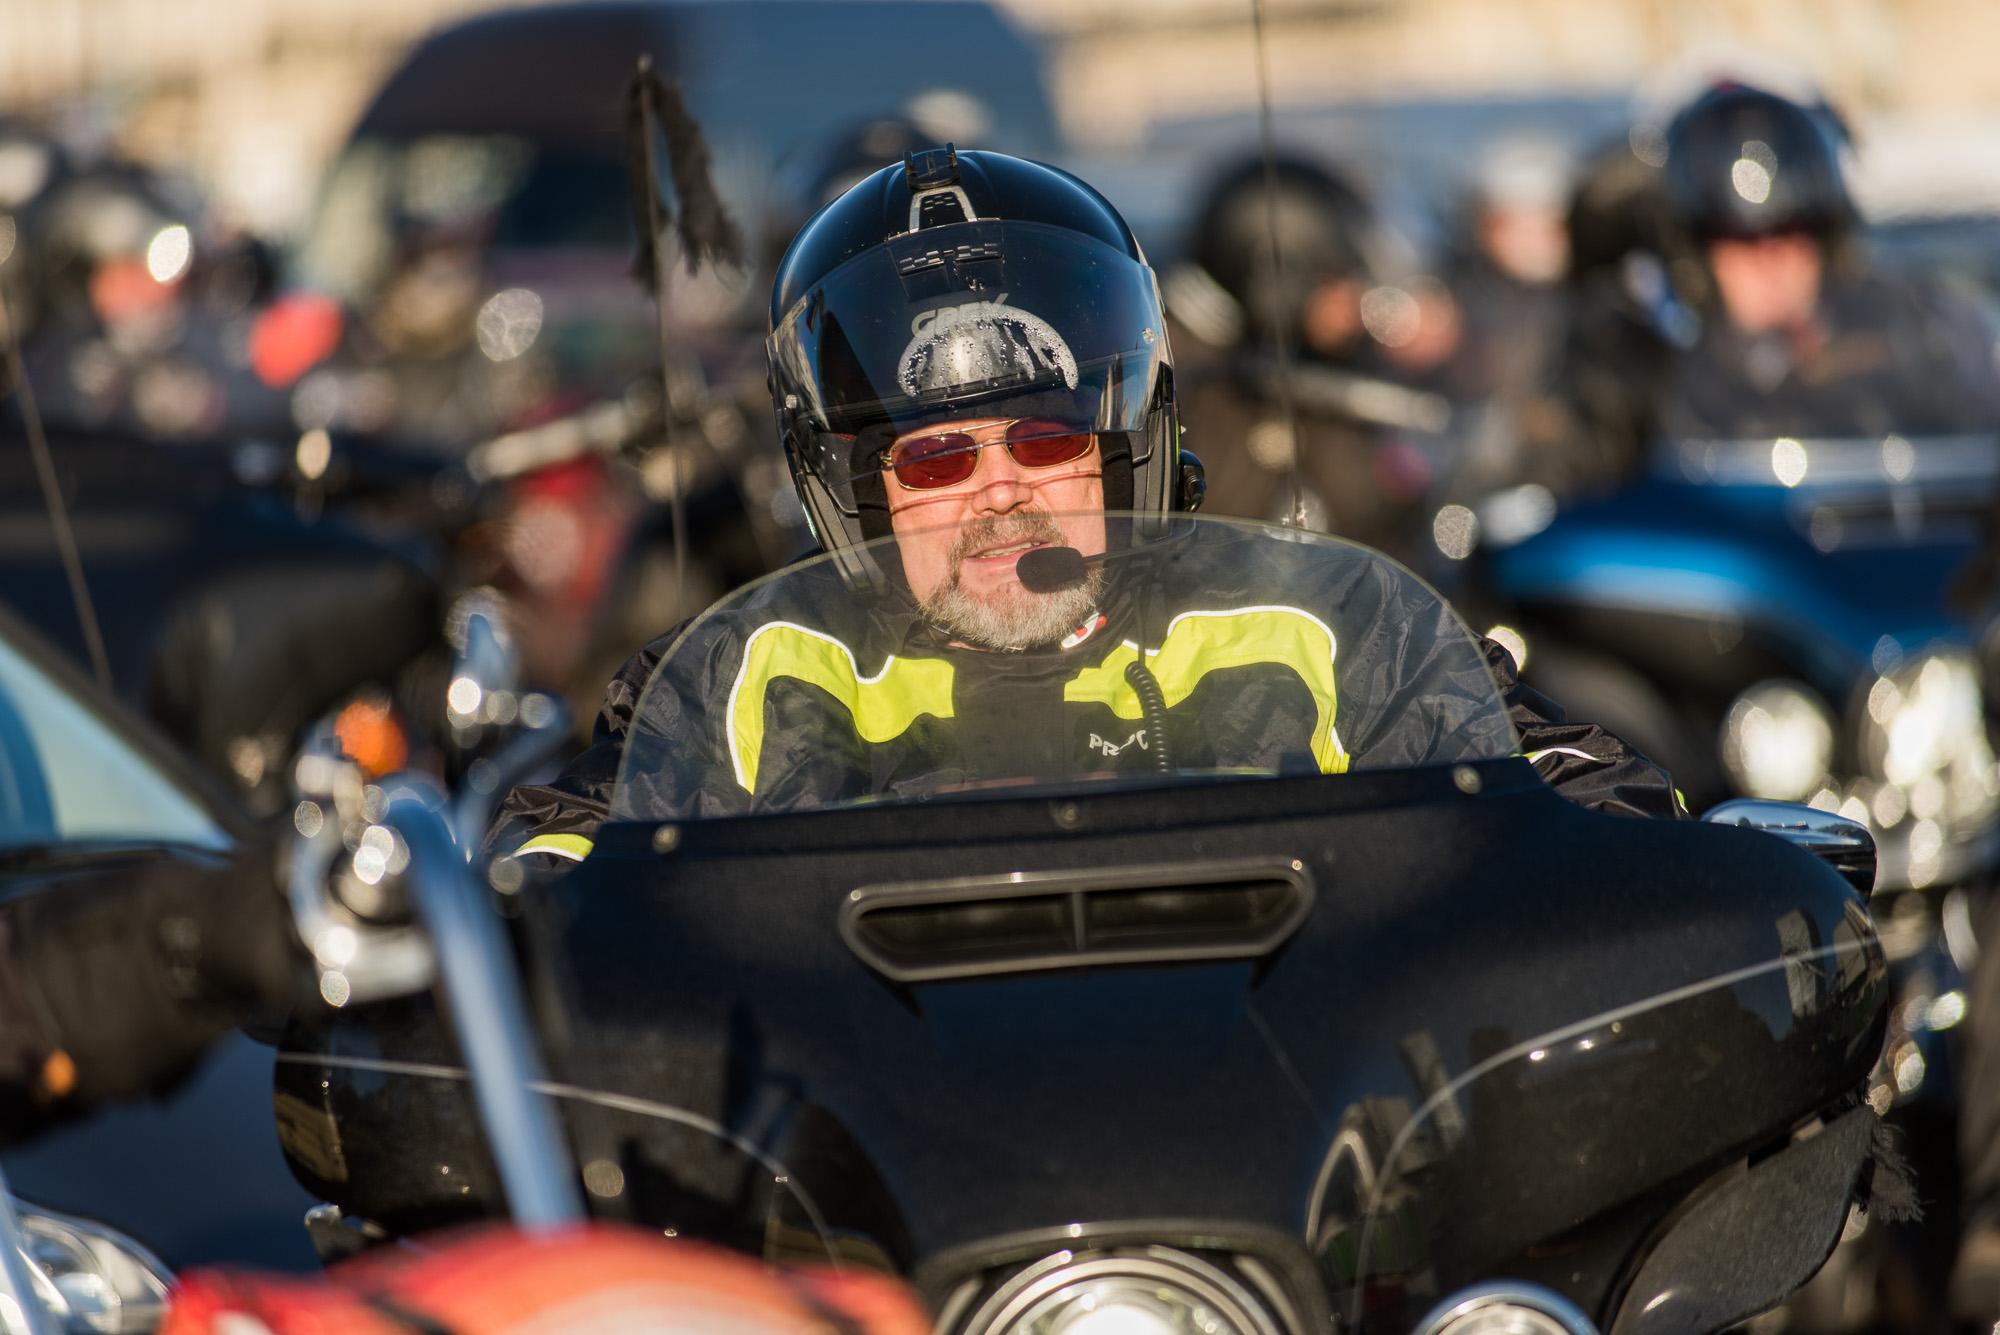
[1016,545,1094,592]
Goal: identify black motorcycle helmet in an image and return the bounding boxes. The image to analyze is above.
[1663,84,1851,245]
[1187,157,1371,349]
[767,147,1185,572]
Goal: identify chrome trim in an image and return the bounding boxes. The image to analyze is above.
[0,1165,59,1335]
[909,185,979,232]
[1703,799,1877,895]
[913,1221,1324,1335]
[1413,1283,1599,1335]
[959,1247,1284,1335]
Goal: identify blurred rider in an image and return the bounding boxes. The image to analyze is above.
[492,149,1678,862]
[1435,138,1577,498]
[1166,158,1450,560]
[1555,83,2000,495]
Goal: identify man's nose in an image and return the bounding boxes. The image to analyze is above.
[970,442,1035,511]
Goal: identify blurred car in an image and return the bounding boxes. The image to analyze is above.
[0,598,317,1274]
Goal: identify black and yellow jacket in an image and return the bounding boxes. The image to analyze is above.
[493,533,1680,865]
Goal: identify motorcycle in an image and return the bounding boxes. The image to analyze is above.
[1476,434,1999,881]
[1469,435,1998,1325]
[267,514,1890,1335]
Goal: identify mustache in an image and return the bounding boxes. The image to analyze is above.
[945,509,1069,567]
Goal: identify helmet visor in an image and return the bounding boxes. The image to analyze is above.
[769,219,1167,512]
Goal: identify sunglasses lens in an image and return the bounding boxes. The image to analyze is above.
[889,433,979,489]
[1005,418,1095,468]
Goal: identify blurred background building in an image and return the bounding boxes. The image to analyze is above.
[5,0,2000,241]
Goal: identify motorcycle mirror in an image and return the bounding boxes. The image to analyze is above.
[1702,798,1877,896]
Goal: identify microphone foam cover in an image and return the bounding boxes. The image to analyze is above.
[1015,545,1088,592]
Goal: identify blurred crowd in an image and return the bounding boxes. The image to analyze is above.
[10,1,2000,1325]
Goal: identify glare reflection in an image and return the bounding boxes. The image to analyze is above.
[1771,438,1807,487]
[319,971,351,1007]
[446,675,484,717]
[1894,1046,1925,1095]
[476,287,544,361]
[1485,624,1529,671]
[1359,285,1420,347]
[1930,990,1968,1030]
[1731,158,1772,204]
[1721,681,1832,801]
[296,427,332,480]
[145,224,191,283]
[1882,434,1914,482]
[1433,505,1479,560]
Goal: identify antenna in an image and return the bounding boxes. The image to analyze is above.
[634,56,690,619]
[623,56,740,623]
[1249,0,1306,528]
[0,281,111,690]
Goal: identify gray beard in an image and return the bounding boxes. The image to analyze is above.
[921,511,1105,650]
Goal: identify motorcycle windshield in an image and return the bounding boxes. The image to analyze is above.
[611,513,1516,821]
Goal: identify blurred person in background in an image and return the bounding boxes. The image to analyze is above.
[1550,83,2000,497]
[1163,157,1455,562]
[1535,132,1689,494]
[1426,136,1577,499]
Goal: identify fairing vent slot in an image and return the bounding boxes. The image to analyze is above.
[839,860,1314,983]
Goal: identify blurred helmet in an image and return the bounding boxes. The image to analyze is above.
[766,147,1183,562]
[1188,157,1371,345]
[1663,84,1850,243]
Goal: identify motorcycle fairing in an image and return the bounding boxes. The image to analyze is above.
[279,757,1886,1331]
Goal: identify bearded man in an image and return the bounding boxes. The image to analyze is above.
[491,149,1676,862]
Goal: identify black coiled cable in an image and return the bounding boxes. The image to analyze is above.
[1124,659,1175,773]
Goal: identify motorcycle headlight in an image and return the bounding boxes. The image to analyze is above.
[962,1250,1283,1335]
[1414,1284,1598,1335]
[1,1205,171,1335]
[1720,680,1835,801]
[1863,652,2000,826]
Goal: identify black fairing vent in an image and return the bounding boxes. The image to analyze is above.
[839,860,1313,982]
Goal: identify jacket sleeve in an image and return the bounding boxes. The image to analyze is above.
[485,622,688,865]
[1480,637,1686,819]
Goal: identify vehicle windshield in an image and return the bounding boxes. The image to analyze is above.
[0,628,230,854]
[611,513,1516,822]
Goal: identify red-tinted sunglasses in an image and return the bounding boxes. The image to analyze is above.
[883,418,1096,491]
